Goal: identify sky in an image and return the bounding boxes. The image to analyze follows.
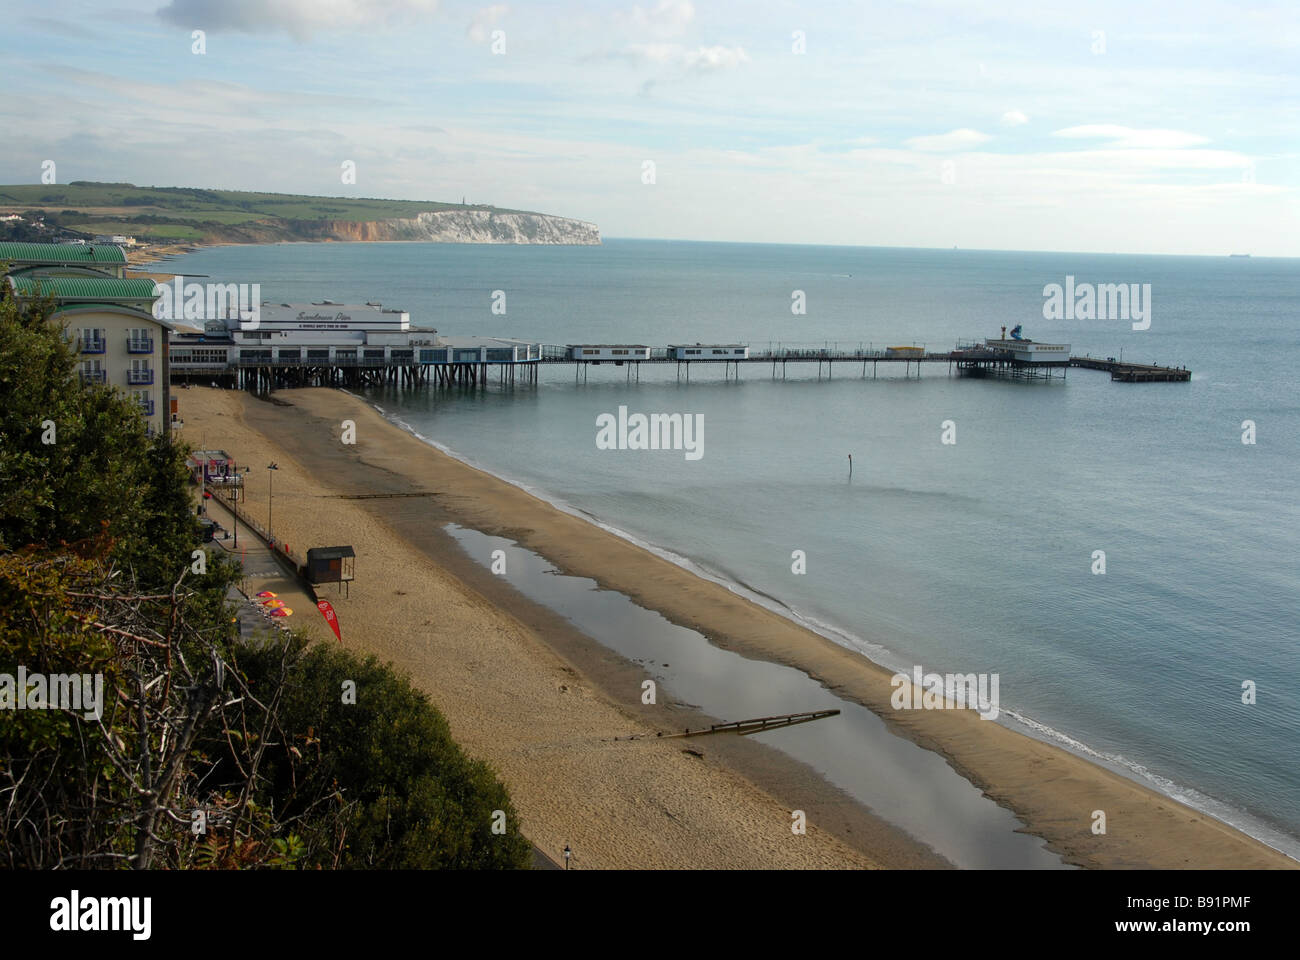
[0,0,1296,255]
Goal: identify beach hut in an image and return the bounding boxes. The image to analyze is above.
[306,546,356,596]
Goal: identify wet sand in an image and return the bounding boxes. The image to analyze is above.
[182,386,1296,869]
[182,387,941,869]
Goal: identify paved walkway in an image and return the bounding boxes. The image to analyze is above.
[202,495,319,641]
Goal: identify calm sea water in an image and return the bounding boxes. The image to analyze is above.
[166,239,1300,857]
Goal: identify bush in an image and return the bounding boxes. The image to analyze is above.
[245,638,531,869]
[1,291,530,870]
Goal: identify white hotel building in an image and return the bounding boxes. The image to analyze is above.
[2,242,174,434]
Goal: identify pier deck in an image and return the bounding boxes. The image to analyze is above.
[173,341,1192,390]
[1068,355,1192,382]
[540,343,1192,383]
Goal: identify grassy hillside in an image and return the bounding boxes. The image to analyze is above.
[0,181,539,244]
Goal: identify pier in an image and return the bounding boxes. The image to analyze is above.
[1068,355,1192,382]
[173,335,1192,392]
[538,341,1192,384]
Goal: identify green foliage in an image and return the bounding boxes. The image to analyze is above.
[0,292,531,870]
[0,292,205,592]
[246,638,532,870]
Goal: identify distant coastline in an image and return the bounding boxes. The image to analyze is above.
[0,181,600,258]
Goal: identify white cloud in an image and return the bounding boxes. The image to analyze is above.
[468,4,507,44]
[631,0,695,36]
[156,0,439,41]
[624,42,681,65]
[1052,125,1211,149]
[683,45,750,73]
[621,42,749,73]
[904,128,992,152]
[999,110,1029,127]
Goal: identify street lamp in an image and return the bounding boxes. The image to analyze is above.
[228,465,250,550]
[563,845,571,871]
[267,462,279,538]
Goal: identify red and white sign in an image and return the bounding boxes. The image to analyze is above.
[316,600,342,642]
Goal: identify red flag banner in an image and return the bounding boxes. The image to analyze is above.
[316,599,342,642]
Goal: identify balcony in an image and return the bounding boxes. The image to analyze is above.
[79,369,107,384]
[127,368,155,385]
[80,339,106,355]
[137,398,155,417]
[127,337,154,354]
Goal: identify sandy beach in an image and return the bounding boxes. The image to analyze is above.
[184,387,936,869]
[182,386,1296,870]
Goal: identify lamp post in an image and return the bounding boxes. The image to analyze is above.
[267,462,279,538]
[228,465,250,550]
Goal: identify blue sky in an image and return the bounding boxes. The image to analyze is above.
[1,0,1296,254]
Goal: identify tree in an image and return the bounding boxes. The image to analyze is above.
[1,288,532,870]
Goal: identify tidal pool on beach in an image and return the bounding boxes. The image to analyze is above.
[446,523,1069,869]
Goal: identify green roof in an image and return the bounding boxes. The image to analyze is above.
[7,275,158,301]
[0,241,127,264]
[49,301,159,317]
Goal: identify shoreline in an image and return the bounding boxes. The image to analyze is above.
[124,233,603,276]
[187,385,1297,869]
[366,394,1300,861]
[181,386,941,869]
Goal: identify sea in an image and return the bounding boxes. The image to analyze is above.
[163,238,1300,860]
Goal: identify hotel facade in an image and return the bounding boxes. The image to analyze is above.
[1,242,174,434]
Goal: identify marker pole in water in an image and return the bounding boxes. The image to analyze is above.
[848,453,853,479]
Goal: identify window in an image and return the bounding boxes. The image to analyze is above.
[613,349,628,355]
[127,327,154,352]
[129,358,152,384]
[80,328,105,352]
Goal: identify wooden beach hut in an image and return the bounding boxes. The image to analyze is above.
[306,546,355,596]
